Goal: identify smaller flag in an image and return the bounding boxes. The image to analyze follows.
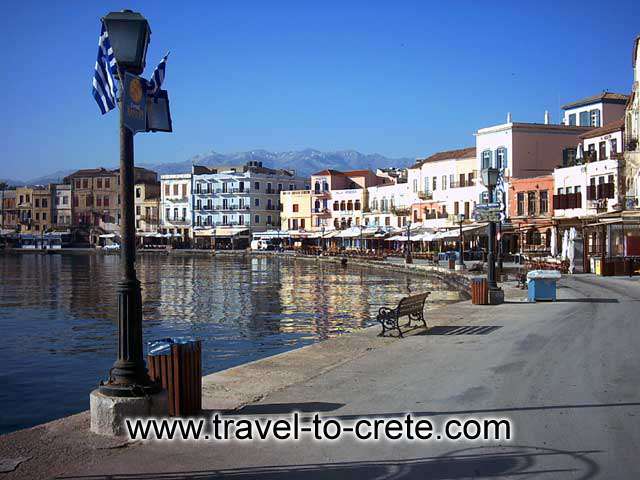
[92,22,119,115]
[147,52,170,96]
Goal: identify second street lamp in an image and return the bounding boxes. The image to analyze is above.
[456,214,466,270]
[481,167,504,305]
[405,220,413,264]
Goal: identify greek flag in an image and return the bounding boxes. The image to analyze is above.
[92,22,118,114]
[147,53,169,96]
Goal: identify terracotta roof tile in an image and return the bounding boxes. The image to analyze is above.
[561,92,629,110]
[411,147,476,168]
[578,118,624,139]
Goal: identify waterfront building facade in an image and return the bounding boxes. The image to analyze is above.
[280,190,313,231]
[624,35,640,209]
[364,181,412,228]
[160,173,192,238]
[52,184,72,229]
[508,175,555,255]
[191,161,306,242]
[135,181,161,233]
[1,189,18,233]
[15,186,52,233]
[407,147,478,227]
[310,169,388,230]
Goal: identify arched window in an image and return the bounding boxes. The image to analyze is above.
[340,200,346,211]
[354,200,361,210]
[347,200,353,210]
[323,181,329,191]
[333,201,339,210]
[334,218,340,228]
[314,181,320,193]
[315,199,320,210]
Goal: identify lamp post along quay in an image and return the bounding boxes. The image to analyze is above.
[455,214,466,271]
[481,167,504,305]
[405,220,413,264]
[90,10,173,436]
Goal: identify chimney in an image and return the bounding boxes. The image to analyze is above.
[544,110,550,125]
[507,112,512,123]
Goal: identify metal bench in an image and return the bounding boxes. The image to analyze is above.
[377,292,430,337]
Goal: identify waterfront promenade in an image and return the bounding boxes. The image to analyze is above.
[1,268,639,478]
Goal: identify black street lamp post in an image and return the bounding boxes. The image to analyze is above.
[457,214,465,268]
[481,167,503,304]
[359,224,364,253]
[99,10,158,397]
[405,221,413,264]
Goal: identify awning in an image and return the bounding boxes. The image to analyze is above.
[336,227,362,238]
[99,234,117,239]
[252,230,290,239]
[387,235,408,242]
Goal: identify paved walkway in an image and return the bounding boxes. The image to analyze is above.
[3,274,640,479]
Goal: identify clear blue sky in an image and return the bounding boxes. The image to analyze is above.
[1,0,638,180]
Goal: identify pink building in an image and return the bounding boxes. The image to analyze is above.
[310,169,389,230]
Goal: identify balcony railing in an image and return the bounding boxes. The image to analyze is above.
[391,206,410,216]
[417,191,433,200]
[312,208,330,214]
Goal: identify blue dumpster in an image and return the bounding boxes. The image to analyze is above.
[527,270,561,302]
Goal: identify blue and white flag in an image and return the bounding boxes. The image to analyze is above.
[147,53,169,96]
[92,22,118,115]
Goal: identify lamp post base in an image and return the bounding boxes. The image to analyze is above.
[488,288,504,305]
[90,388,167,437]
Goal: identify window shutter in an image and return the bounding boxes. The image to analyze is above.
[503,148,508,168]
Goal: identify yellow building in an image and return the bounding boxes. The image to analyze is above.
[280,190,312,230]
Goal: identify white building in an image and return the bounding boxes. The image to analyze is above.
[406,147,479,228]
[191,161,307,234]
[624,35,640,207]
[561,92,628,128]
[160,173,192,238]
[475,119,591,216]
[52,184,72,228]
[553,160,621,220]
[364,181,413,228]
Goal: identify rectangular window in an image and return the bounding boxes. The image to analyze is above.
[449,174,454,188]
[254,182,260,191]
[97,179,103,189]
[441,175,447,190]
[292,204,299,212]
[166,208,170,220]
[97,197,102,207]
[42,213,46,221]
[482,150,491,169]
[611,139,618,155]
[517,193,525,216]
[568,113,576,126]
[254,198,260,207]
[527,191,536,216]
[105,178,110,189]
[82,179,88,189]
[412,179,418,193]
[454,201,459,215]
[173,184,178,195]
[165,184,170,196]
[136,206,141,215]
[432,177,437,191]
[182,184,187,197]
[298,218,302,228]
[591,109,601,127]
[579,111,590,126]
[459,173,465,187]
[496,148,505,169]
[599,141,606,160]
[35,198,40,207]
[254,215,260,224]
[103,196,109,207]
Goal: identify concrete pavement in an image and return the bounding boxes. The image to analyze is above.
[3,274,640,479]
